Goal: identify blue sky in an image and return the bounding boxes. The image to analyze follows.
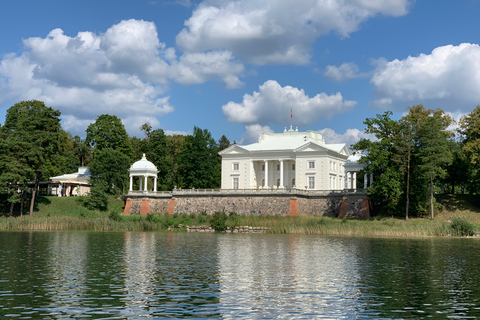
[1,0,480,146]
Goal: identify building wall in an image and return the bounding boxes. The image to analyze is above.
[123,193,370,218]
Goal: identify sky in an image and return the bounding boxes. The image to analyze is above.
[1,0,480,146]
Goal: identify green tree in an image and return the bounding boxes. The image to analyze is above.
[73,135,91,167]
[352,111,403,216]
[86,114,133,158]
[179,127,220,189]
[89,148,130,195]
[1,100,62,216]
[218,135,231,151]
[417,108,452,218]
[459,105,480,194]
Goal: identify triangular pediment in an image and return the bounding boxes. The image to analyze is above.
[294,142,328,153]
[218,144,249,155]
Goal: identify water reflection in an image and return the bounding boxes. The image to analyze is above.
[217,234,365,318]
[1,232,480,318]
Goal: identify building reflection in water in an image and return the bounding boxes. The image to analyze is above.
[217,234,364,318]
[120,232,157,318]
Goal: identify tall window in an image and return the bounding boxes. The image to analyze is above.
[262,164,265,171]
[233,163,239,171]
[292,163,295,170]
[292,178,295,187]
[308,161,315,169]
[276,164,280,170]
[233,177,239,189]
[277,178,280,187]
[308,176,315,189]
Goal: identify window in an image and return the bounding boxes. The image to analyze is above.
[277,164,280,170]
[308,176,315,189]
[262,164,265,171]
[233,177,239,190]
[308,161,315,169]
[277,178,280,187]
[233,163,239,171]
[292,163,295,170]
[292,178,295,187]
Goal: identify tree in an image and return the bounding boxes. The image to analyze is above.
[73,135,91,167]
[86,114,133,158]
[1,100,62,216]
[218,135,231,151]
[179,127,221,189]
[417,108,453,218]
[89,148,130,195]
[352,112,403,216]
[459,105,480,194]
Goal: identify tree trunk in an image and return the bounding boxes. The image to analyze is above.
[405,148,411,221]
[29,171,40,217]
[20,191,26,217]
[430,173,434,219]
[9,202,14,217]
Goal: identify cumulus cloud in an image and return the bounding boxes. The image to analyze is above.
[324,62,368,82]
[240,124,275,144]
[222,80,356,126]
[320,128,375,149]
[371,43,480,111]
[0,19,244,135]
[177,0,412,65]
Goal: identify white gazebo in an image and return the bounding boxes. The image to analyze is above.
[129,154,159,193]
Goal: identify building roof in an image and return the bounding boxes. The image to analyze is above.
[220,128,350,156]
[129,154,158,175]
[50,167,91,184]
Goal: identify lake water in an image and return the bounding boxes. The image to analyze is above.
[1,232,480,319]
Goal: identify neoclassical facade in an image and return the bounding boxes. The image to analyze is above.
[219,128,352,190]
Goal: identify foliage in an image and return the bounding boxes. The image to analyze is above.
[82,181,109,211]
[85,114,133,158]
[90,148,130,195]
[450,216,475,236]
[179,126,221,189]
[210,211,227,231]
[352,111,403,216]
[0,100,62,216]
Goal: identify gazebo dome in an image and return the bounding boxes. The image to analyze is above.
[129,154,158,174]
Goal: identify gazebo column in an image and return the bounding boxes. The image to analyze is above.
[129,175,133,191]
[279,160,284,188]
[344,171,348,189]
[154,177,157,192]
[264,160,269,188]
[364,173,368,189]
[144,175,148,191]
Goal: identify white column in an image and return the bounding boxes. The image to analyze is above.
[364,173,368,189]
[353,172,357,190]
[370,173,373,187]
[139,177,142,191]
[350,172,354,189]
[129,175,133,191]
[250,161,255,188]
[264,160,269,188]
[344,171,348,189]
[144,175,148,191]
[154,177,157,192]
[279,160,284,188]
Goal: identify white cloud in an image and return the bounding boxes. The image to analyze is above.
[240,124,274,144]
[177,0,412,65]
[222,80,356,126]
[0,19,244,136]
[371,43,480,111]
[324,62,368,82]
[320,128,374,149]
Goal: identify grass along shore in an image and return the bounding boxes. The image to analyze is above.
[0,194,479,237]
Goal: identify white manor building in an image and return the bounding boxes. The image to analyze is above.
[219,127,361,191]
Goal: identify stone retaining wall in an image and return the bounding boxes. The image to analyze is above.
[123,192,371,218]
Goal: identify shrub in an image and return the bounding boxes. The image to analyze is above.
[211,211,227,231]
[450,216,475,236]
[82,182,108,211]
[109,211,122,221]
